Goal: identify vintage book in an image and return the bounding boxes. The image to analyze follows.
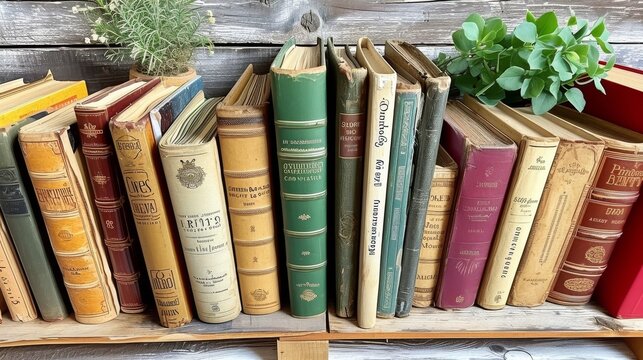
[74,79,159,313]
[507,109,605,307]
[376,70,421,318]
[547,106,643,305]
[160,96,241,323]
[0,214,38,321]
[270,38,328,318]
[110,82,195,328]
[0,78,25,94]
[326,39,368,319]
[19,104,119,324]
[0,114,68,321]
[434,101,517,309]
[465,98,560,310]
[590,65,643,318]
[217,65,281,315]
[412,147,457,308]
[382,40,451,317]
[355,37,396,328]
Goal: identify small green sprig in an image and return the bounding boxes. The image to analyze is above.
[436,11,615,114]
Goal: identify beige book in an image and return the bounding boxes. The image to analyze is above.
[507,109,605,307]
[465,98,560,309]
[217,65,281,315]
[412,147,457,308]
[355,37,397,329]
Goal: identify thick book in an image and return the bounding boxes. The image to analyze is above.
[270,38,328,318]
[217,65,281,315]
[355,37,396,328]
[0,114,68,321]
[160,96,241,323]
[376,70,421,318]
[548,106,643,305]
[434,101,517,309]
[326,39,368,319]
[74,78,159,313]
[110,82,194,328]
[19,104,119,324]
[383,40,451,317]
[465,98,560,310]
[590,65,643,318]
[507,109,605,307]
[412,147,457,308]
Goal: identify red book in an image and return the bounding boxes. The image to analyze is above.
[434,102,517,309]
[580,65,643,318]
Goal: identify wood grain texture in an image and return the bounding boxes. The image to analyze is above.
[278,340,329,360]
[0,1,641,45]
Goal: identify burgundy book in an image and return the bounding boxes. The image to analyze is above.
[434,102,517,309]
[74,78,160,313]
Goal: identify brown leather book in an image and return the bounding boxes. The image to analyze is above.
[74,79,159,313]
[548,106,643,305]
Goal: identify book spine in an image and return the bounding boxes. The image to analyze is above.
[395,79,449,317]
[76,110,146,313]
[412,165,457,308]
[0,127,68,321]
[477,139,558,309]
[217,112,281,315]
[271,69,328,318]
[508,141,604,307]
[377,89,418,318]
[110,120,193,328]
[19,130,119,324]
[548,148,643,305]
[160,142,241,323]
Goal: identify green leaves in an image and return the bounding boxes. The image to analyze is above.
[514,22,537,43]
[497,66,525,91]
[564,87,586,112]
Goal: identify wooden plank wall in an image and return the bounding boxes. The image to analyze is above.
[0,0,641,97]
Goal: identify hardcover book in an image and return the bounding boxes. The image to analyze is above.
[434,101,517,309]
[19,104,119,324]
[382,40,451,317]
[548,106,643,305]
[465,98,560,310]
[270,38,328,318]
[217,65,281,315]
[326,39,368,319]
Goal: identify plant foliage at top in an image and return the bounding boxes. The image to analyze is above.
[435,11,615,114]
[77,0,214,76]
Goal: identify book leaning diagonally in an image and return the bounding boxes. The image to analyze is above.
[355,37,396,329]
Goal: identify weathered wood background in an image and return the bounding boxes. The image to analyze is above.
[0,0,641,96]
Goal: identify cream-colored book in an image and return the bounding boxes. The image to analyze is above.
[355,37,397,329]
[464,97,560,309]
[159,95,241,323]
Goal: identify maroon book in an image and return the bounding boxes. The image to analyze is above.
[434,102,517,309]
[74,78,160,313]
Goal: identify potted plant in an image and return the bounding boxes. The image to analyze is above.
[435,10,615,114]
[74,0,215,86]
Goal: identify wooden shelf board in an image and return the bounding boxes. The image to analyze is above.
[0,309,326,348]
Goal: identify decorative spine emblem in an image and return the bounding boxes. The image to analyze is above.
[210,303,220,313]
[251,289,268,301]
[564,278,595,292]
[300,289,317,302]
[176,159,205,189]
[58,230,73,240]
[301,251,311,256]
[81,123,102,138]
[298,213,311,221]
[585,246,606,264]
[93,171,109,186]
[455,295,464,304]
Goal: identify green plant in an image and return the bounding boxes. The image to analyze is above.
[435,11,615,114]
[74,0,214,76]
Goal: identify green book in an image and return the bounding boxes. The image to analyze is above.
[326,39,368,319]
[0,114,68,321]
[270,38,327,318]
[376,70,422,318]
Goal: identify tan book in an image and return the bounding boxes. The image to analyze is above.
[110,83,194,328]
[466,98,560,310]
[412,147,457,308]
[19,104,119,324]
[216,65,281,315]
[507,109,605,307]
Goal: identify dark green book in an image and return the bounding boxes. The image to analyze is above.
[384,40,451,318]
[326,39,368,319]
[270,38,327,318]
[0,114,68,321]
[377,70,422,318]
